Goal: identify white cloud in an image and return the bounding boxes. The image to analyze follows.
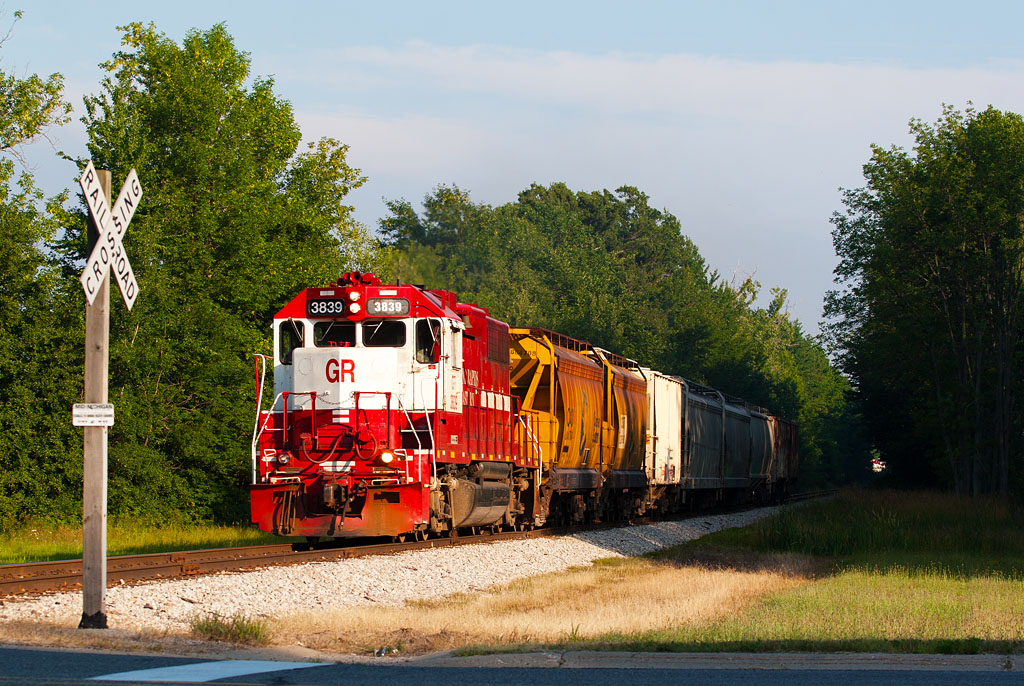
[287,43,1024,124]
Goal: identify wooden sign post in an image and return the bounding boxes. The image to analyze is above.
[76,162,142,629]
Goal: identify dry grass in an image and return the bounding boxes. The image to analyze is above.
[0,618,196,654]
[272,551,821,655]
[0,618,309,660]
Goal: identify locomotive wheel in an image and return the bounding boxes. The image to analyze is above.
[393,533,407,543]
[415,529,429,542]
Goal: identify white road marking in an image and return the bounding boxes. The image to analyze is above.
[91,659,323,682]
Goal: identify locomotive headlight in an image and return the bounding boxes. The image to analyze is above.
[379,451,395,464]
[348,291,361,301]
[349,302,362,314]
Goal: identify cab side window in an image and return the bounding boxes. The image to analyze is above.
[416,319,441,363]
[280,319,304,364]
[451,327,462,369]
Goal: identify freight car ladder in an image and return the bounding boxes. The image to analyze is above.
[516,405,543,467]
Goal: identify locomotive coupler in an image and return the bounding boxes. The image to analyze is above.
[322,482,348,510]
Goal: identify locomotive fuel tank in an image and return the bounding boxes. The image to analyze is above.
[445,462,513,528]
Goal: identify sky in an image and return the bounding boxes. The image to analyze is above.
[8,0,1024,332]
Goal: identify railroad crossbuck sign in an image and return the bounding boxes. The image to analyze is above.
[79,161,142,309]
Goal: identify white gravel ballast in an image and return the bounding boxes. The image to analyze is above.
[0,507,781,633]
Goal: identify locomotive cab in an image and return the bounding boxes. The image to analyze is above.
[251,272,466,539]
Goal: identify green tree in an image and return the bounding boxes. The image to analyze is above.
[0,10,80,529]
[384,182,863,488]
[46,23,375,523]
[0,11,71,163]
[827,105,1024,497]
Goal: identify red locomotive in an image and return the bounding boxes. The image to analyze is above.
[250,273,797,541]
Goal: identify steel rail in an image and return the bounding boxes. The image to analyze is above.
[1,491,829,598]
[0,528,566,597]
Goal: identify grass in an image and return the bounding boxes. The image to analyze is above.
[270,488,1024,656]
[583,489,1024,655]
[272,550,820,655]
[713,488,1024,575]
[190,612,271,645]
[0,520,299,564]
[603,561,1024,654]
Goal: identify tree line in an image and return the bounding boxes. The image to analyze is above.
[827,105,1024,498]
[0,19,863,532]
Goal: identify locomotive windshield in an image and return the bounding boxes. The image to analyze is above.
[278,316,439,362]
[314,320,356,347]
[363,320,406,347]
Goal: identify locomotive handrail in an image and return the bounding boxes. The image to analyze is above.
[426,392,436,482]
[252,354,271,484]
[280,391,318,450]
[353,391,392,459]
[252,395,287,484]
[396,397,426,483]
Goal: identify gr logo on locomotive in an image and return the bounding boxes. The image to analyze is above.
[326,358,355,383]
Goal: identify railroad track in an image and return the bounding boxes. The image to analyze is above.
[0,528,565,597]
[785,488,839,502]
[1,491,831,598]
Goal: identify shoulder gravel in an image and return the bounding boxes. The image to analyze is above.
[0,507,781,633]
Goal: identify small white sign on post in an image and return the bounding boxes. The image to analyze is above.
[72,403,115,427]
[79,161,142,310]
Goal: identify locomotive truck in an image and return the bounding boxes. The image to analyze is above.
[250,272,797,541]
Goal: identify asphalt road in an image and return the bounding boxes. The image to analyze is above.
[1,646,1022,686]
